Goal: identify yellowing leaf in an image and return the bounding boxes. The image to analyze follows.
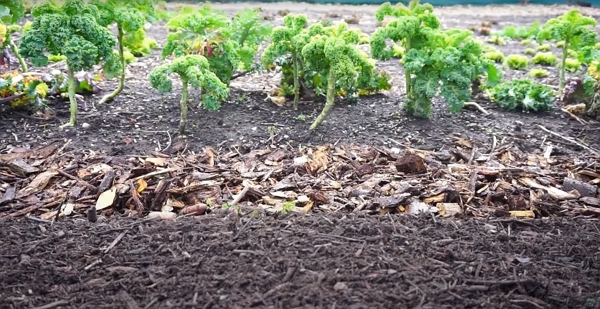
[96,188,117,210]
[136,179,147,193]
[302,200,314,214]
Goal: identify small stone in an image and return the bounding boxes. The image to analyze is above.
[81,123,90,129]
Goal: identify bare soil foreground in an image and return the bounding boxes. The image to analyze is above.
[2,215,600,309]
[1,2,600,309]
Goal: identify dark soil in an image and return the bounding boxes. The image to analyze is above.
[0,4,599,157]
[1,214,600,309]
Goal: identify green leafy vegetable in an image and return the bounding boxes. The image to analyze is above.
[560,58,581,73]
[488,79,554,112]
[91,0,155,105]
[483,50,504,63]
[529,68,549,78]
[371,0,499,118]
[163,5,270,87]
[537,43,551,52]
[0,0,27,71]
[261,14,309,109]
[537,9,598,96]
[301,22,384,129]
[19,0,120,128]
[148,54,229,135]
[504,54,528,70]
[531,52,557,66]
[498,22,540,40]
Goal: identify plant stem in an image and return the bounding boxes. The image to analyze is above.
[179,77,189,135]
[404,39,412,97]
[99,26,125,104]
[292,51,300,110]
[60,67,77,128]
[558,42,568,98]
[8,39,27,72]
[309,69,336,130]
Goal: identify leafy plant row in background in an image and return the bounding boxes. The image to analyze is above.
[0,0,599,135]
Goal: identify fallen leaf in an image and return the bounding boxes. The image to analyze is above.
[302,200,314,214]
[136,179,147,193]
[96,188,117,210]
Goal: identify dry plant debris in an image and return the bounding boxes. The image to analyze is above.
[0,139,598,221]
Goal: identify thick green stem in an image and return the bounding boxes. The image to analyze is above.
[292,51,300,110]
[99,26,125,104]
[60,67,77,128]
[404,39,412,97]
[179,77,189,135]
[8,39,27,72]
[558,42,568,98]
[309,69,336,130]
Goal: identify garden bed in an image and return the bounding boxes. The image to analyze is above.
[0,2,600,309]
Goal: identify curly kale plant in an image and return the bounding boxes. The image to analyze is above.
[91,0,155,104]
[370,0,440,98]
[261,14,309,110]
[488,79,554,112]
[149,55,228,135]
[537,9,597,97]
[18,0,120,128]
[162,5,270,87]
[371,0,498,117]
[0,0,27,71]
[301,22,382,130]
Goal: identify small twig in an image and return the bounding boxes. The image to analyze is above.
[128,181,144,215]
[464,279,531,285]
[561,107,588,125]
[56,169,97,192]
[84,259,102,271]
[25,216,53,224]
[104,231,127,254]
[9,195,64,218]
[130,167,182,182]
[230,185,250,207]
[538,125,599,155]
[464,101,490,115]
[161,131,172,152]
[30,300,69,309]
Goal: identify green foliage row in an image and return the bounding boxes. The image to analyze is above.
[3,0,600,134]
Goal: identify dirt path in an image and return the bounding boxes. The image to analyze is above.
[1,214,600,309]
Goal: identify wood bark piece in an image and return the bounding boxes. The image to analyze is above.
[562,177,597,198]
[395,154,427,174]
